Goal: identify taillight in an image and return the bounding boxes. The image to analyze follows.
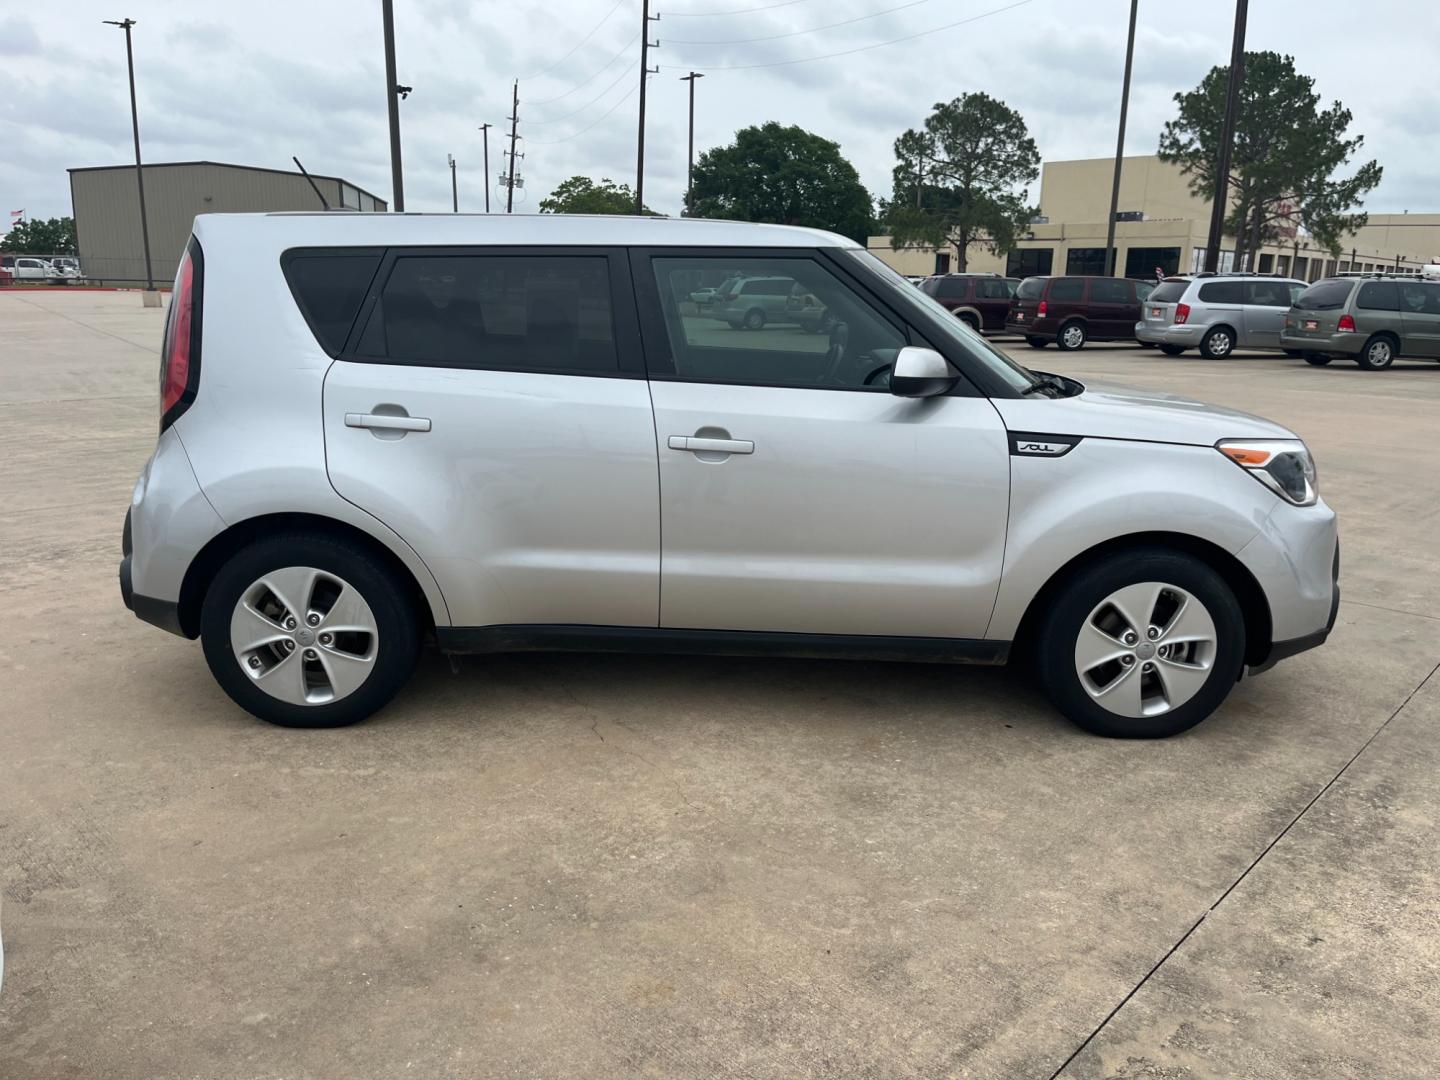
[1175,302,1190,325]
[160,237,203,431]
[1037,300,1048,317]
[1337,313,1356,332]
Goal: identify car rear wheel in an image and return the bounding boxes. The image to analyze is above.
[1138,341,1156,349]
[200,533,421,728]
[1025,336,1048,349]
[743,308,766,330]
[957,312,980,333]
[1159,344,1187,356]
[1303,353,1333,366]
[1200,326,1235,359]
[1056,321,1087,351]
[1356,335,1396,370]
[1036,548,1245,738]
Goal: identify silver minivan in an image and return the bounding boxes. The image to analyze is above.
[1137,274,1308,358]
[121,214,1338,738]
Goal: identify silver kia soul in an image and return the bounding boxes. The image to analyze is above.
[121,213,1338,738]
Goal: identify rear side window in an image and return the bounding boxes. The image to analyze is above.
[1246,280,1293,307]
[354,255,618,374]
[1049,278,1085,302]
[1295,280,1353,310]
[1400,282,1440,315]
[1148,281,1188,303]
[1016,278,1046,300]
[1197,281,1243,304]
[1088,278,1131,303]
[283,251,383,355]
[1356,282,1399,311]
[937,277,970,299]
[978,278,1012,299]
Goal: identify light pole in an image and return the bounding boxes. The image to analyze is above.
[448,154,458,212]
[1103,0,1138,278]
[381,0,407,211]
[478,123,492,213]
[1204,0,1249,272]
[103,18,155,298]
[680,71,703,216]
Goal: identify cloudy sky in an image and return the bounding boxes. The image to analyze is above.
[4,0,1439,223]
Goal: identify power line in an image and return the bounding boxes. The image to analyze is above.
[526,80,645,146]
[667,0,935,45]
[660,0,1034,69]
[527,62,634,124]
[523,0,631,81]
[664,0,815,16]
[528,29,641,106]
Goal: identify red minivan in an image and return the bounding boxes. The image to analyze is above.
[1005,275,1155,350]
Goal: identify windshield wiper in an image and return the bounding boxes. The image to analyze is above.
[1020,374,1063,397]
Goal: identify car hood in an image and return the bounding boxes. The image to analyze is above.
[990,377,1298,446]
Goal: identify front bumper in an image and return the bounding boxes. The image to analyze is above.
[1135,322,1204,345]
[1236,499,1340,675]
[1279,329,1362,356]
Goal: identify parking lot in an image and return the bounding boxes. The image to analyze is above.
[2,288,1437,1078]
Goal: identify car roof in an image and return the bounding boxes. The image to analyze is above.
[194,211,861,250]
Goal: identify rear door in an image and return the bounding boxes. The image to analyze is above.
[1139,279,1187,333]
[1086,277,1133,339]
[1287,279,1354,341]
[1399,281,1440,357]
[976,277,1014,330]
[634,249,1011,640]
[318,246,660,629]
[1241,279,1296,348]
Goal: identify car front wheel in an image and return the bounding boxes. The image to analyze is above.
[1036,548,1246,738]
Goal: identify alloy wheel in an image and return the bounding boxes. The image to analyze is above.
[1061,324,1085,349]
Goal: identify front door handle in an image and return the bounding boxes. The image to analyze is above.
[345,412,432,433]
[667,435,754,455]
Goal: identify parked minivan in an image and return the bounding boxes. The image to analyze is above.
[1137,274,1308,358]
[918,273,1019,333]
[1006,276,1155,349]
[1281,274,1440,370]
[121,214,1337,738]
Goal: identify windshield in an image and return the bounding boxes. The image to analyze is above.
[846,250,1041,394]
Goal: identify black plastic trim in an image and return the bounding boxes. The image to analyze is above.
[127,588,186,637]
[159,235,204,434]
[435,624,1010,665]
[1009,431,1082,457]
[1248,544,1339,676]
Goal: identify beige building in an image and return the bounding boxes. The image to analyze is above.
[69,160,387,286]
[870,155,1440,282]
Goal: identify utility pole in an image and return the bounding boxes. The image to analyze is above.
[381,0,408,211]
[505,81,521,214]
[635,0,660,213]
[1103,0,1138,278]
[1204,0,1248,273]
[679,71,703,215]
[103,18,155,297]
[478,123,492,213]
[448,154,458,212]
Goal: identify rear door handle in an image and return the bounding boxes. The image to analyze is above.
[345,412,431,432]
[667,435,754,455]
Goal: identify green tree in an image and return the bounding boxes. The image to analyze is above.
[1159,51,1381,265]
[1,216,77,255]
[885,93,1039,272]
[539,176,653,215]
[690,122,874,242]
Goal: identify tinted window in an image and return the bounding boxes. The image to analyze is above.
[937,276,970,300]
[1134,281,1155,302]
[1197,281,1243,304]
[1356,282,1399,311]
[284,253,382,355]
[1016,277,1047,300]
[978,278,1012,299]
[1065,247,1113,276]
[1245,280,1293,308]
[1089,278,1131,303]
[1295,280,1353,310]
[1049,278,1085,302]
[919,277,942,297]
[1399,282,1440,315]
[355,255,618,373]
[1148,281,1189,303]
[649,257,905,390]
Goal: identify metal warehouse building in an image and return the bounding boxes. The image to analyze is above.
[68,161,387,285]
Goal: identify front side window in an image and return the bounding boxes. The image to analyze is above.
[354,255,618,374]
[648,257,905,390]
[1049,278,1085,302]
[1089,278,1131,304]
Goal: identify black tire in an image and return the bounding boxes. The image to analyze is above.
[200,532,421,728]
[1199,326,1236,359]
[1035,548,1246,738]
[1056,320,1087,351]
[958,312,980,333]
[1355,334,1396,370]
[1025,336,1048,349]
[1303,353,1333,367]
[743,308,766,330]
[1138,341,1157,349]
[1283,349,1304,358]
[1159,344,1187,356]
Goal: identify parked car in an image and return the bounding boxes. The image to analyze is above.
[49,256,85,283]
[709,275,803,329]
[689,274,742,308]
[1280,274,1440,370]
[120,213,1336,739]
[1136,274,1308,358]
[1006,275,1155,350]
[918,273,1019,333]
[0,254,63,284]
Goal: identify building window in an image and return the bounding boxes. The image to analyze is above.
[1065,247,1114,276]
[1276,255,1290,276]
[1006,248,1053,277]
[934,252,951,274]
[1293,256,1308,280]
[1258,253,1274,274]
[1123,247,1182,279]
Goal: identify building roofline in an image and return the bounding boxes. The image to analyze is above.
[66,160,386,206]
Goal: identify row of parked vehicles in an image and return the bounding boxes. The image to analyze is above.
[916,265,1440,370]
[0,254,85,284]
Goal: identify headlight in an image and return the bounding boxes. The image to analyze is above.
[1216,439,1318,506]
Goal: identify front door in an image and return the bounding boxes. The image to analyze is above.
[1086,277,1134,340]
[1399,280,1440,358]
[323,248,660,628]
[637,251,1011,640]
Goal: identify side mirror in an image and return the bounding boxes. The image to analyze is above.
[890,346,957,398]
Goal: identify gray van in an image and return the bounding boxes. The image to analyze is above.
[1136,275,1308,358]
[1281,274,1440,369]
[709,275,801,330]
